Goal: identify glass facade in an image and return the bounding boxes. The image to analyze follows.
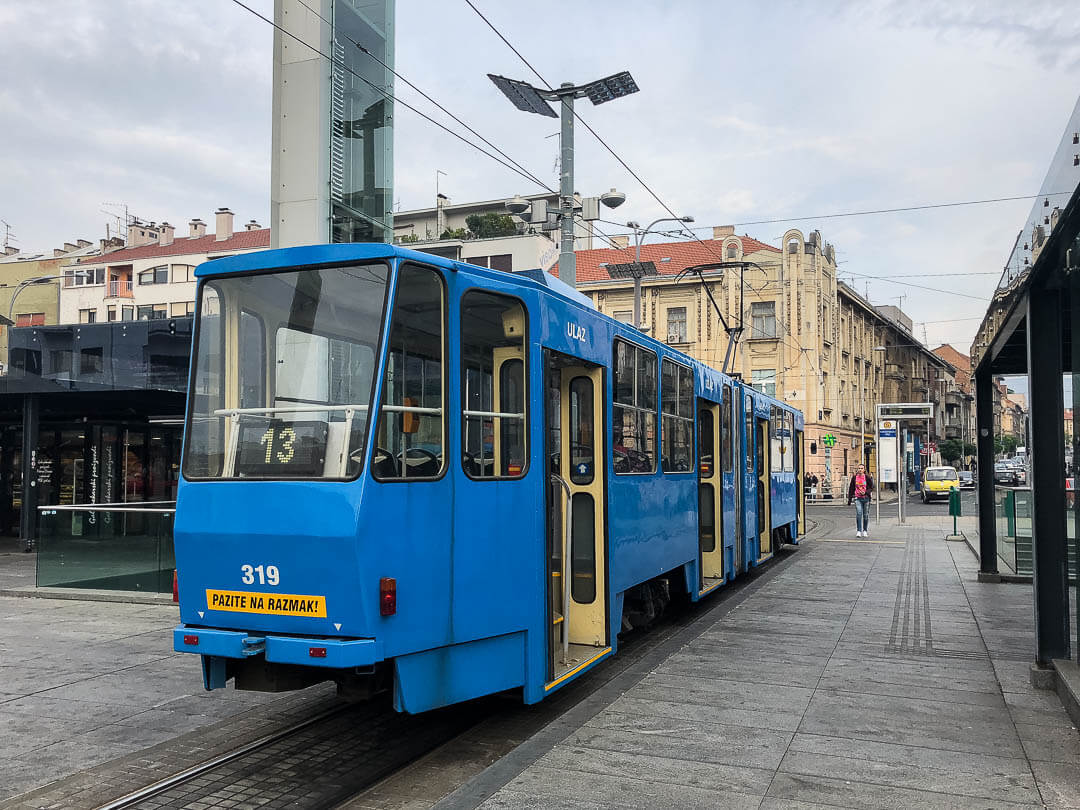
[331,0,395,244]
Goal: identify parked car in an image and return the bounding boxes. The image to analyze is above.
[994,463,1018,486]
[922,466,959,503]
[957,470,975,490]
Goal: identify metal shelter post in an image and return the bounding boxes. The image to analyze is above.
[974,366,998,576]
[1027,284,1070,665]
[19,394,39,552]
[558,85,576,289]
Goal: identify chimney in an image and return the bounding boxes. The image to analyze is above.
[189,218,206,239]
[610,235,629,249]
[63,242,77,253]
[126,220,159,247]
[76,239,91,248]
[54,248,66,258]
[4,246,18,256]
[713,225,735,239]
[160,222,175,246]
[215,208,234,241]
[245,219,261,231]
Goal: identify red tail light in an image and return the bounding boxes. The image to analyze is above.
[309,647,327,658]
[172,569,179,603]
[379,577,396,616]
[183,634,199,646]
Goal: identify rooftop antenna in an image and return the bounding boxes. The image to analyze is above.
[1,220,14,251]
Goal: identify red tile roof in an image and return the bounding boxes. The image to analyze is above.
[78,229,271,265]
[555,236,780,283]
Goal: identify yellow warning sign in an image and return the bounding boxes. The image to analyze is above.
[205,589,327,617]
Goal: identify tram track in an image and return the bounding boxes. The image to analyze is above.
[90,540,817,810]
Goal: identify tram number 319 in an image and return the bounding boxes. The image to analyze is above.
[241,564,280,586]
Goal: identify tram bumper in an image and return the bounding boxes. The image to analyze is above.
[174,626,383,689]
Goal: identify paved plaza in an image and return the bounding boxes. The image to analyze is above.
[1,510,1079,808]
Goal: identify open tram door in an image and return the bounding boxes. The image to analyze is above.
[756,411,773,561]
[796,428,806,537]
[696,399,723,594]
[544,350,610,690]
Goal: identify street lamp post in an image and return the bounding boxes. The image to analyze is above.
[626,216,694,329]
[873,345,888,524]
[6,273,88,323]
[488,71,640,289]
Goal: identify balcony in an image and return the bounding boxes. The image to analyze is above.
[107,279,133,298]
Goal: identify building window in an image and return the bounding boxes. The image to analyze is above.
[138,266,169,285]
[80,347,103,376]
[613,310,632,324]
[107,306,117,322]
[121,306,135,321]
[65,267,104,286]
[137,304,168,320]
[78,308,97,324]
[15,313,46,327]
[726,244,737,259]
[612,339,657,474]
[50,349,73,375]
[172,264,196,283]
[751,369,776,397]
[750,302,776,339]
[666,307,687,343]
[170,301,196,317]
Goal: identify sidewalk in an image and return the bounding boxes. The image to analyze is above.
[444,515,1080,809]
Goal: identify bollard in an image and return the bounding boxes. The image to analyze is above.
[948,487,961,537]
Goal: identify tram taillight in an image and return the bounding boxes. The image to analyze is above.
[379,577,397,616]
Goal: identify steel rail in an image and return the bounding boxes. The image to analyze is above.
[94,704,352,810]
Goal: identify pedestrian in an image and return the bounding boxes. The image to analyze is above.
[847,464,874,537]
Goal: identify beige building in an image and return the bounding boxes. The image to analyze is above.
[0,240,105,372]
[570,227,950,494]
[60,210,269,325]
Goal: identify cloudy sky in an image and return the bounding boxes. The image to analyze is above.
[1,0,1078,354]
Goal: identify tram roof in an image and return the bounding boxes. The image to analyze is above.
[195,243,594,309]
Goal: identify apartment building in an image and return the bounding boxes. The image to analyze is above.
[60,209,269,324]
[569,227,950,492]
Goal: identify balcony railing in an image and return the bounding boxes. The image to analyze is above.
[107,279,133,298]
[36,502,175,593]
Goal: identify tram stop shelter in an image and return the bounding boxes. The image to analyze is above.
[970,95,1080,714]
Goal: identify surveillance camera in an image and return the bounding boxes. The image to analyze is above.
[600,188,626,209]
[505,195,530,215]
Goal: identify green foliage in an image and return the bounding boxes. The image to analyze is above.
[938,438,964,464]
[465,212,517,239]
[440,227,467,240]
[399,233,420,243]
[963,442,977,457]
[994,434,1018,455]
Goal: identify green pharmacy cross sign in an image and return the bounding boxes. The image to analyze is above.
[822,434,837,448]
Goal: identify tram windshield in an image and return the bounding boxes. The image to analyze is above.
[183,263,389,479]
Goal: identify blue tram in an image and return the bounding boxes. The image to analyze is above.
[173,243,805,713]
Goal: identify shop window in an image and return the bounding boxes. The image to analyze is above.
[461,290,527,479]
[660,358,692,473]
[612,339,657,474]
[373,264,445,481]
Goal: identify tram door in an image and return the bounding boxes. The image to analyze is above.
[697,400,723,592]
[756,417,772,559]
[796,429,806,537]
[545,351,608,685]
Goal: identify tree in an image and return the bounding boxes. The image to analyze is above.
[994,434,1019,456]
[963,442,977,457]
[440,227,467,240]
[938,438,963,465]
[399,233,420,243]
[465,212,517,239]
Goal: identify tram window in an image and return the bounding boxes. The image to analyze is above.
[698,408,714,479]
[182,264,388,481]
[784,412,795,472]
[612,340,657,474]
[373,265,445,481]
[661,359,692,473]
[460,291,527,479]
[721,384,733,474]
[770,406,783,473]
[571,493,596,603]
[569,376,593,485]
[745,394,755,474]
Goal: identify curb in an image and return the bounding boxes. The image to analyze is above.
[0,587,176,606]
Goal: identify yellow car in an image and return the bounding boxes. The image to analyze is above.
[922,466,959,503]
